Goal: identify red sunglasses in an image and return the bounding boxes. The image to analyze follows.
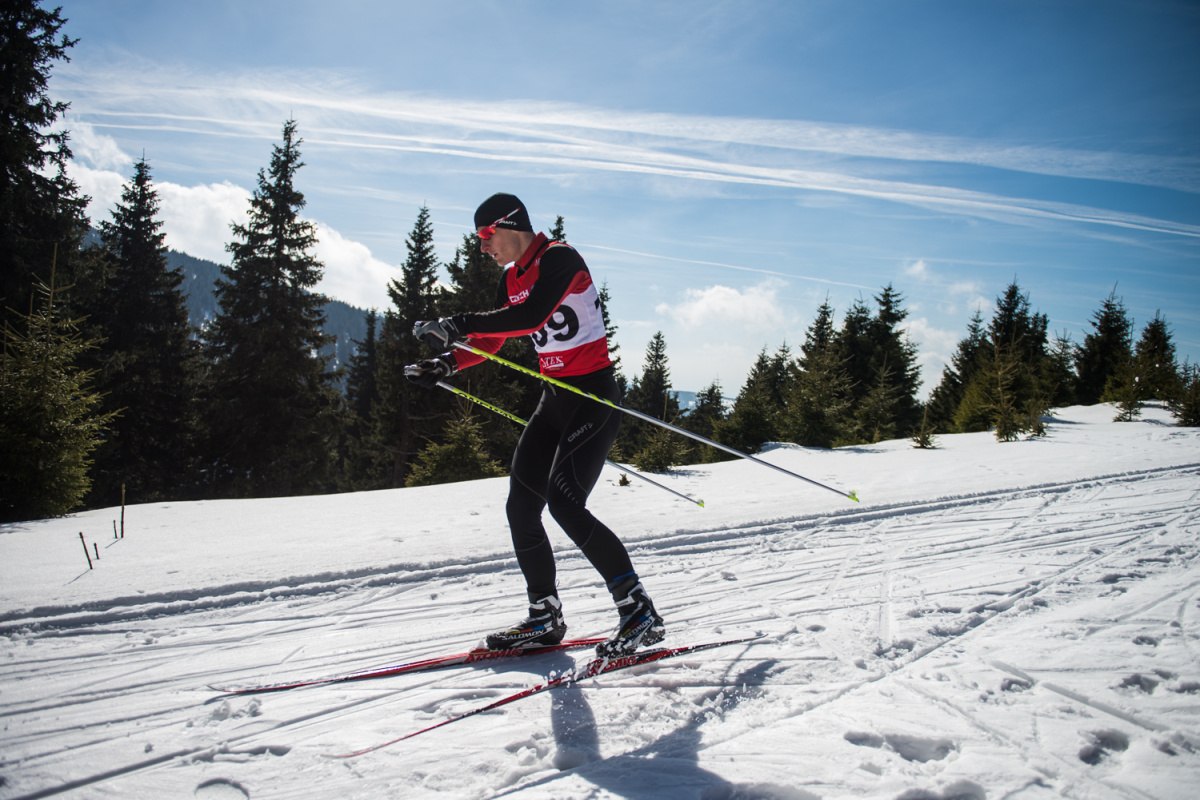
[477,207,521,240]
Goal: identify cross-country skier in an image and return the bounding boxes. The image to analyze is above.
[404,192,665,658]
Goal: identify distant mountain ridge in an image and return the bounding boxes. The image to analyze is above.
[166,249,369,384]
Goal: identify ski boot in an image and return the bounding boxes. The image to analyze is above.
[596,576,665,658]
[484,594,567,650]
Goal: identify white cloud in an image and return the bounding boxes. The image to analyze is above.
[655,281,788,330]
[69,157,250,264]
[905,259,930,280]
[313,224,397,310]
[70,163,127,226]
[55,62,1200,242]
[68,120,134,172]
[70,151,394,311]
[903,316,962,398]
[156,181,250,262]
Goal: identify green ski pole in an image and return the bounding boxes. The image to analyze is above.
[436,380,705,508]
[452,342,859,503]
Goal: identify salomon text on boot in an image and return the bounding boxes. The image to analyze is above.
[485,594,567,650]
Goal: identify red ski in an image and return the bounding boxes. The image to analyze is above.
[327,634,762,758]
[209,637,607,696]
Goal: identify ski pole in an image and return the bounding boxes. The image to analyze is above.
[452,341,859,503]
[436,380,705,508]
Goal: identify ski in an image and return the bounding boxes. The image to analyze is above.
[209,636,607,696]
[327,634,762,758]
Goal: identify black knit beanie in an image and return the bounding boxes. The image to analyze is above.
[474,193,533,233]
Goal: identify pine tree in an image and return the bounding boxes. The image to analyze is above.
[954,340,1025,442]
[1133,312,1181,402]
[1043,331,1077,408]
[848,360,901,444]
[80,159,198,505]
[988,344,1025,443]
[1169,362,1200,427]
[1109,357,1145,422]
[1,272,115,521]
[1075,289,1133,406]
[201,120,341,498]
[837,297,875,411]
[715,347,786,454]
[946,282,1052,437]
[1,2,89,331]
[404,413,505,487]
[370,206,445,487]
[833,287,921,443]
[341,309,379,489]
[632,425,687,473]
[548,215,567,242]
[986,281,1052,431]
[783,299,851,448]
[346,310,379,426]
[870,285,922,434]
[910,405,937,449]
[926,309,987,432]
[597,281,624,388]
[679,380,731,463]
[622,332,680,462]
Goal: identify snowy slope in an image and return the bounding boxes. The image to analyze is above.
[1,404,1198,800]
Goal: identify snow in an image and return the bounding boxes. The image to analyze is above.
[1,403,1198,799]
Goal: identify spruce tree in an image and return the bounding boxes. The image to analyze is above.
[1043,332,1078,408]
[1133,312,1181,402]
[81,159,198,505]
[784,299,852,448]
[679,381,731,463]
[1075,289,1133,405]
[597,281,624,388]
[955,340,1025,441]
[622,332,680,461]
[910,405,937,449]
[1109,357,1145,422]
[834,287,921,443]
[405,413,505,487]
[341,309,379,489]
[837,297,875,411]
[986,281,1051,431]
[346,310,379,426]
[370,206,445,487]
[851,360,902,444]
[715,347,785,454]
[869,285,922,434]
[201,120,340,498]
[953,282,1051,437]
[1,273,115,521]
[632,425,687,473]
[926,309,987,431]
[1,1,89,330]
[1170,362,1200,427]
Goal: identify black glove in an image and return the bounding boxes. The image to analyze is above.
[413,317,463,350]
[403,355,457,389]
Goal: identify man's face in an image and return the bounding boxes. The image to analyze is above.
[478,227,523,265]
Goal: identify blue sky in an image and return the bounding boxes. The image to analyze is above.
[52,0,1200,396]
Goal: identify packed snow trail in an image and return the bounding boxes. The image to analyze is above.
[1,406,1198,799]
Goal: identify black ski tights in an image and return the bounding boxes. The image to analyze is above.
[505,368,634,600]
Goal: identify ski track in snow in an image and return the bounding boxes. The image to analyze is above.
[2,459,1199,797]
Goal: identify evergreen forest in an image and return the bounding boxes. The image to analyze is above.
[3,2,1198,522]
